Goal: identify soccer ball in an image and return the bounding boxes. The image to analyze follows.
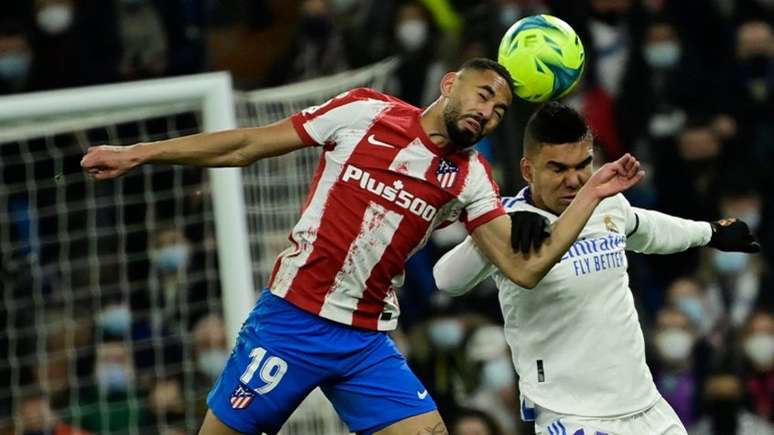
[497,14,585,103]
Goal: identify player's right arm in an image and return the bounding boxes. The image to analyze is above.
[433,236,496,296]
[82,88,377,180]
[81,118,307,180]
[471,154,644,289]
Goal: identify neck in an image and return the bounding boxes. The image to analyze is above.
[420,99,453,149]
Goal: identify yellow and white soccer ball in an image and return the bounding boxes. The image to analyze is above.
[498,14,585,103]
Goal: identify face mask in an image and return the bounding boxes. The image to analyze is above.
[744,333,774,368]
[97,363,131,393]
[0,53,31,81]
[37,5,74,35]
[329,0,356,13]
[481,357,515,389]
[737,210,761,232]
[197,349,228,379]
[155,244,189,273]
[302,15,332,39]
[644,41,681,69]
[396,19,428,52]
[676,297,704,325]
[500,5,520,28]
[428,318,464,349]
[100,305,131,336]
[713,251,749,275]
[655,328,694,362]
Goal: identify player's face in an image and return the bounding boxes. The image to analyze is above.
[443,69,512,149]
[521,139,594,215]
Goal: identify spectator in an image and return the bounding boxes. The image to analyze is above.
[0,20,33,94]
[690,374,772,435]
[115,0,168,80]
[463,325,519,435]
[451,407,505,435]
[15,389,90,435]
[192,314,228,384]
[26,0,85,91]
[147,377,186,434]
[69,341,149,434]
[740,311,774,422]
[266,0,349,85]
[650,307,702,427]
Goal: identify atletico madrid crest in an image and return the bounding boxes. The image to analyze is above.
[436,159,459,189]
[230,383,256,409]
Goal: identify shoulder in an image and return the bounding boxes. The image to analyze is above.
[598,193,629,213]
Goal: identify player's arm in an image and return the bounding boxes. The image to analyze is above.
[626,204,760,254]
[472,154,644,289]
[81,118,306,180]
[433,236,497,296]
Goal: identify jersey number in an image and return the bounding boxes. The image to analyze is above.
[239,347,288,394]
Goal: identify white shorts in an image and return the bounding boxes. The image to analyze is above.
[533,398,687,435]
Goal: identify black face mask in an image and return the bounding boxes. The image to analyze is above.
[741,55,771,78]
[684,157,717,173]
[301,15,332,39]
[707,399,740,435]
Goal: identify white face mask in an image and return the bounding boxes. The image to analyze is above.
[744,333,774,368]
[655,328,694,362]
[737,210,761,232]
[713,251,750,275]
[481,357,515,389]
[37,5,74,35]
[428,318,464,349]
[396,19,428,52]
[196,349,229,379]
[644,41,681,69]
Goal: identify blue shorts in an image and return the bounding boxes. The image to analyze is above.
[207,289,436,434]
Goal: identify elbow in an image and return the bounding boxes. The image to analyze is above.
[433,267,466,296]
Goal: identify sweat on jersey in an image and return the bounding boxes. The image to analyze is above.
[433,187,712,417]
[268,87,505,331]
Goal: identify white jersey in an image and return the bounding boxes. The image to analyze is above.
[434,187,712,417]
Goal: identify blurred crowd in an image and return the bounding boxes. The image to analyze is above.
[1,0,773,434]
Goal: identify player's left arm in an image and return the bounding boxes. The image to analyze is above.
[433,236,497,296]
[625,201,760,254]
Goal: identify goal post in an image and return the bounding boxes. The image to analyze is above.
[0,72,255,344]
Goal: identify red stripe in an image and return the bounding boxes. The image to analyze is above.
[290,113,318,146]
[465,207,506,233]
[285,175,373,314]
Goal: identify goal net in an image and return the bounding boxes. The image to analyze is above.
[0,58,398,435]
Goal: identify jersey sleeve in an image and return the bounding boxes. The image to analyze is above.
[290,88,384,147]
[461,154,506,232]
[433,236,497,296]
[621,195,712,254]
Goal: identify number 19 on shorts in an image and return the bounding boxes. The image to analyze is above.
[240,347,288,394]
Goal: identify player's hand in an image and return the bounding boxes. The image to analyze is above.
[585,153,645,200]
[81,145,139,180]
[509,211,550,254]
[708,218,761,253]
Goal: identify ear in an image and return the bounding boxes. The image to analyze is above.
[439,72,457,97]
[520,157,532,184]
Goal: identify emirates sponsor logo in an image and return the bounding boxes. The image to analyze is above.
[341,164,437,221]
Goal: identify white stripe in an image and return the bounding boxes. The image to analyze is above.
[388,138,435,180]
[271,103,389,297]
[460,153,499,222]
[319,202,403,323]
[304,99,390,145]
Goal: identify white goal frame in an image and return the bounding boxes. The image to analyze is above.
[0,72,255,344]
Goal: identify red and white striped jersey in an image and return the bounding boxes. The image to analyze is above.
[269,87,505,330]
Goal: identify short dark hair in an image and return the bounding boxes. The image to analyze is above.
[523,101,590,156]
[459,57,516,99]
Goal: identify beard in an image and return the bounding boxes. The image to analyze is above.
[443,104,483,149]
